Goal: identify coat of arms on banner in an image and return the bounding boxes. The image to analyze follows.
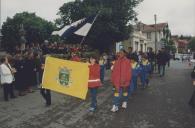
[57,67,72,87]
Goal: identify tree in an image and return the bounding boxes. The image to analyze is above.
[1,12,55,51]
[165,40,176,53]
[56,0,143,51]
[188,37,195,51]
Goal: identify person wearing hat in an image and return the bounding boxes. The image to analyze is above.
[111,50,132,112]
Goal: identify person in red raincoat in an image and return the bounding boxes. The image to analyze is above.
[111,49,132,112]
[88,55,101,112]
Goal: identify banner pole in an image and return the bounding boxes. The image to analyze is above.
[79,11,100,46]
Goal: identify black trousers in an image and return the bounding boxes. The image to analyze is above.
[189,90,195,108]
[2,83,15,101]
[40,89,51,105]
[158,64,161,74]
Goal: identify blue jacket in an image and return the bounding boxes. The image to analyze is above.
[140,60,151,74]
[131,62,141,77]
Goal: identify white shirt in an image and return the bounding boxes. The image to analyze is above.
[0,63,14,84]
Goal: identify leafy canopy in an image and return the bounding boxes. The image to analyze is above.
[56,0,143,50]
[2,12,55,50]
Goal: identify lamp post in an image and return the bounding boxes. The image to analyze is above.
[0,0,2,50]
[154,14,158,73]
[154,14,157,53]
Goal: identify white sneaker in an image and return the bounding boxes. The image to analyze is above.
[122,102,127,109]
[111,105,119,112]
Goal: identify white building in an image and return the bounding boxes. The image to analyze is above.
[118,22,170,53]
[140,22,170,51]
[122,29,148,52]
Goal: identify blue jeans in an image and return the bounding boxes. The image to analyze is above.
[128,76,137,96]
[113,87,128,107]
[89,88,97,109]
[100,65,105,82]
[141,73,149,87]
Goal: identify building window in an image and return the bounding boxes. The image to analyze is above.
[135,42,139,51]
[144,44,147,52]
[147,33,151,39]
[140,44,143,52]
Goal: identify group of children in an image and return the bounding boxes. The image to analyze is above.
[87,50,152,112]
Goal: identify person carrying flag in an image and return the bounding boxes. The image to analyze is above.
[88,55,101,112]
[40,56,51,106]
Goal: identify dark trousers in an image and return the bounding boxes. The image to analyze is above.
[100,65,105,82]
[167,61,170,67]
[40,89,51,105]
[150,62,155,74]
[2,83,15,101]
[160,65,166,76]
[189,90,195,108]
[113,87,128,107]
[158,64,161,74]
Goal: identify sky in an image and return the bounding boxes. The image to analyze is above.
[1,0,195,36]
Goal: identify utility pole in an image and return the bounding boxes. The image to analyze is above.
[154,14,157,54]
[154,14,157,73]
[0,0,2,50]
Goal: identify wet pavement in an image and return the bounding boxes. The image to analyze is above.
[0,61,195,128]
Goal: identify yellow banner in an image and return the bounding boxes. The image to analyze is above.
[42,56,89,100]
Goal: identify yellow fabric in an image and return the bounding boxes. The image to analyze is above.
[131,62,138,69]
[114,93,119,97]
[142,60,149,65]
[42,56,89,100]
[123,92,128,96]
[99,59,104,65]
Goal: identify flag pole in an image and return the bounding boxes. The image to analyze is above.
[79,11,100,46]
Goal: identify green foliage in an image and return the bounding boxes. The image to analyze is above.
[56,0,143,51]
[161,38,176,53]
[188,37,195,51]
[1,12,55,50]
[166,40,176,53]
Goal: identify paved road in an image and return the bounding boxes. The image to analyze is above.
[0,61,195,128]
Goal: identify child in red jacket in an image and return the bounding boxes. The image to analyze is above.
[88,55,101,112]
[111,50,132,112]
